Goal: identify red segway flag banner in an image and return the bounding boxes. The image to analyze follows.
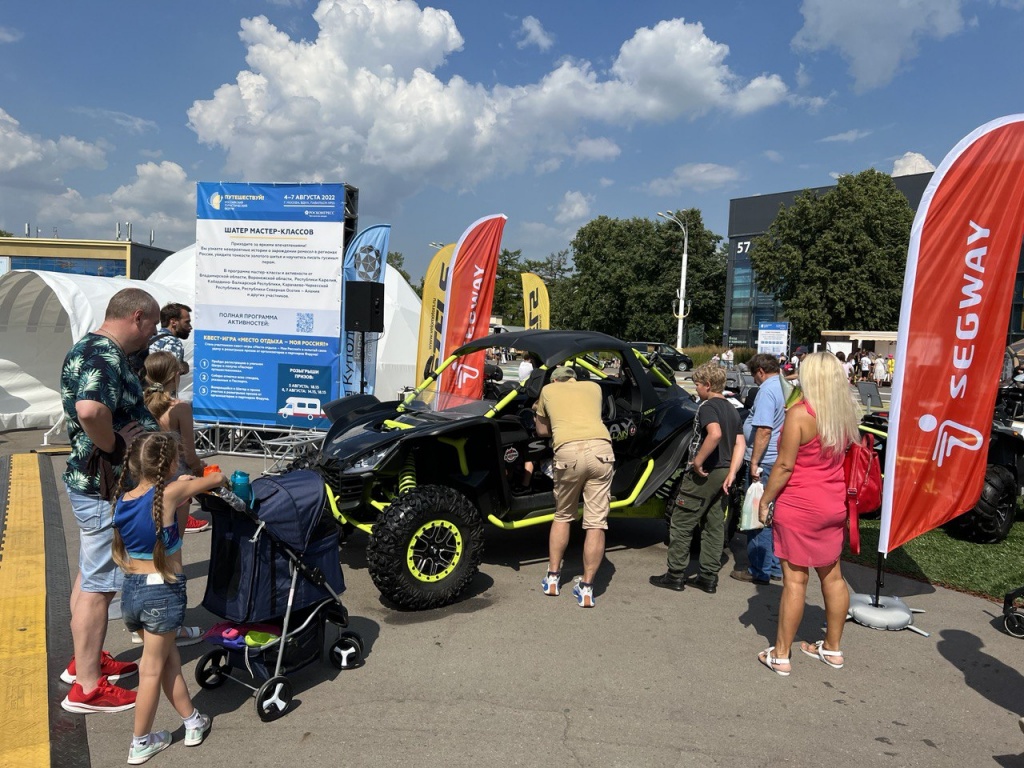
[881,115,1024,554]
[438,214,507,403]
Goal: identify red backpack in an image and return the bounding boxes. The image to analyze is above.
[843,433,882,554]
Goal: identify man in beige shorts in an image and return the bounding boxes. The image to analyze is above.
[534,365,614,607]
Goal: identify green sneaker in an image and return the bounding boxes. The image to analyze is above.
[127,731,171,764]
[184,713,211,746]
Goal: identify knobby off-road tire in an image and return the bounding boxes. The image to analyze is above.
[948,465,1016,544]
[366,485,484,610]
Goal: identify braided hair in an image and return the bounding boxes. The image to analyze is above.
[110,431,181,582]
[142,351,180,420]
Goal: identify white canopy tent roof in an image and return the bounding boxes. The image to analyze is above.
[0,244,421,431]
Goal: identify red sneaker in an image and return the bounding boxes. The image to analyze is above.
[61,676,136,713]
[185,514,210,533]
[61,651,138,684]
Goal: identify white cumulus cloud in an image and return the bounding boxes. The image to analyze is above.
[0,108,105,184]
[554,190,592,224]
[892,151,935,176]
[516,16,554,51]
[643,162,741,195]
[186,2,790,213]
[794,0,965,91]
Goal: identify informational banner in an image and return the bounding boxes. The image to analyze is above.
[521,272,549,330]
[881,115,1024,554]
[341,224,390,396]
[757,321,789,356]
[439,214,507,403]
[193,182,345,428]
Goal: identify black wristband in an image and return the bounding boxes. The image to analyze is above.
[98,432,127,464]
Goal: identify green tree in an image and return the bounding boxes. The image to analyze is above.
[523,249,573,328]
[561,211,723,343]
[0,229,12,237]
[491,248,525,326]
[749,169,913,342]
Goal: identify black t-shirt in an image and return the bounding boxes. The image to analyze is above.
[695,397,742,472]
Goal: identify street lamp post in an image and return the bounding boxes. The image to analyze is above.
[657,210,691,350]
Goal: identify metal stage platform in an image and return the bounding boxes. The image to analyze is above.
[193,422,325,475]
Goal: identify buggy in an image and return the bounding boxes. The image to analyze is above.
[195,470,363,721]
[313,330,702,610]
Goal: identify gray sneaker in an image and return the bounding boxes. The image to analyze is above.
[184,713,211,747]
[127,731,171,764]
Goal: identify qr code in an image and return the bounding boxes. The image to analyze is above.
[296,312,314,333]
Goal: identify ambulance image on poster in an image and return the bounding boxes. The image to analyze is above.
[277,397,325,420]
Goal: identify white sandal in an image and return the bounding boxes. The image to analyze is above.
[758,646,791,676]
[800,640,844,669]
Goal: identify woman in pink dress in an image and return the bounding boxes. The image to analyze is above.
[755,352,861,676]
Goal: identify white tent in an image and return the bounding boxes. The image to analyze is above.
[0,271,186,430]
[0,245,421,430]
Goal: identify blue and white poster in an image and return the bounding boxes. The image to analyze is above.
[193,182,345,428]
[757,321,790,357]
[342,224,390,396]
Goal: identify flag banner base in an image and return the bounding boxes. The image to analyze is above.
[847,592,930,636]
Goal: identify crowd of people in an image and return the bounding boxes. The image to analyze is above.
[59,289,219,763]
[541,348,864,680]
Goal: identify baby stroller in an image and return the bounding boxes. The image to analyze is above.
[196,470,363,721]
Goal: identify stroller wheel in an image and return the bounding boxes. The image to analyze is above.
[329,632,364,670]
[1004,612,1024,638]
[196,649,231,689]
[256,676,293,721]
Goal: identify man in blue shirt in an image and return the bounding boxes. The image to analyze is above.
[149,303,192,374]
[731,353,785,585]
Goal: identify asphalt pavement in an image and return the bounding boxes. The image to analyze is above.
[2,424,1022,768]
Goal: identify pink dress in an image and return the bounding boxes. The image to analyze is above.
[773,402,847,567]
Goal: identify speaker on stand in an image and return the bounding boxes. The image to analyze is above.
[345,282,385,394]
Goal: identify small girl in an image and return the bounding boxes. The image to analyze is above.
[112,432,227,764]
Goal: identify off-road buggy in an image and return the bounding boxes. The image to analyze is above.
[858,381,1024,543]
[311,330,700,609]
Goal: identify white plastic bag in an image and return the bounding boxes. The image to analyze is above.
[739,480,764,531]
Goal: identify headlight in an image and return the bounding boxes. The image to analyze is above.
[345,445,396,473]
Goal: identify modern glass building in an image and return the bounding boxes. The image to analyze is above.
[723,172,932,348]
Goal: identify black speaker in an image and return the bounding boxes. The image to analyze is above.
[345,281,385,332]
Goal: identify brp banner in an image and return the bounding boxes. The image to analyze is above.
[439,214,507,403]
[416,243,455,388]
[881,115,1024,554]
[341,224,390,396]
[521,272,549,330]
[194,182,345,428]
[757,321,789,357]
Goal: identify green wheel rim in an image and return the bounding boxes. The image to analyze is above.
[406,520,463,582]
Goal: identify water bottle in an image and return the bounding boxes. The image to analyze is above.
[230,470,252,507]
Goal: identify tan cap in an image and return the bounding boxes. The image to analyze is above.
[551,365,577,381]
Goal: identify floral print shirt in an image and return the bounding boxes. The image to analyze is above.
[61,333,158,495]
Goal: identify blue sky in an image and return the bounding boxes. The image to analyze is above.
[2,0,1023,282]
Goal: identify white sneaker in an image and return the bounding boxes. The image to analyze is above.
[541,572,560,596]
[127,731,171,764]
[184,713,211,746]
[572,577,594,608]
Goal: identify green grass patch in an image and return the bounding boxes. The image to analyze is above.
[844,517,1024,602]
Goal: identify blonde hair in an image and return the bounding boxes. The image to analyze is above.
[691,362,726,393]
[798,352,861,457]
[111,432,181,582]
[143,351,180,419]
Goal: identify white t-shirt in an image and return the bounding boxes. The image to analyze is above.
[518,360,534,380]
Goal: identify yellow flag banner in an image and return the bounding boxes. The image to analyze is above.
[416,244,456,386]
[521,272,549,330]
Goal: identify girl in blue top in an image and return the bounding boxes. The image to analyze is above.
[111,432,228,764]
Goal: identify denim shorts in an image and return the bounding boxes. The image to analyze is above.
[67,486,122,593]
[120,573,188,635]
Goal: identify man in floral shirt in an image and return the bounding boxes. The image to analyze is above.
[59,288,159,714]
